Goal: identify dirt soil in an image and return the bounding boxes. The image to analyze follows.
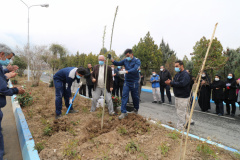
[14,77,239,160]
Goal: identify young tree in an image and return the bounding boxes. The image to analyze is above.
[165,54,178,78]
[84,52,98,68]
[223,48,240,77]
[192,36,227,79]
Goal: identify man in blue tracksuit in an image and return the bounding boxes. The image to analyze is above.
[111,49,141,119]
[0,44,25,160]
[53,67,86,119]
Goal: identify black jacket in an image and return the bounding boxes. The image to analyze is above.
[211,80,225,101]
[139,72,144,85]
[159,69,172,86]
[170,70,190,98]
[224,75,237,101]
[85,68,93,86]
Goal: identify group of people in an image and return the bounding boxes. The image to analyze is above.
[198,72,240,117]
[0,44,25,159]
[54,49,141,120]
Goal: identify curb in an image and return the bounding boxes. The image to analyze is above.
[9,80,40,160]
[149,120,240,154]
[141,88,240,107]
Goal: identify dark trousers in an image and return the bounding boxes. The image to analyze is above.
[160,85,171,103]
[54,79,72,116]
[88,85,94,98]
[114,81,119,97]
[121,82,139,113]
[0,110,4,160]
[119,85,123,97]
[79,84,86,96]
[138,85,142,100]
[225,100,236,114]
[215,100,224,115]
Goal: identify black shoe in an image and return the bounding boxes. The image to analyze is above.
[152,101,157,103]
[169,101,172,104]
[218,113,223,116]
[225,113,230,115]
[131,108,138,114]
[231,114,235,117]
[55,114,62,119]
[158,101,162,104]
[68,109,79,114]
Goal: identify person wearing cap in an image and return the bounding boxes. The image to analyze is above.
[111,49,141,119]
[0,44,25,159]
[53,67,86,119]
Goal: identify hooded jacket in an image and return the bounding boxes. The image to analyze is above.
[224,74,237,101]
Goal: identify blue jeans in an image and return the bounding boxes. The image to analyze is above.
[121,82,139,113]
[54,79,72,115]
[0,110,4,160]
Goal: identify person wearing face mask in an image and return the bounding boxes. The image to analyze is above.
[91,55,115,115]
[53,67,86,119]
[198,71,211,112]
[165,60,193,130]
[111,49,141,119]
[150,71,162,104]
[224,73,237,117]
[211,75,225,116]
[79,74,87,96]
[158,66,172,104]
[0,44,25,159]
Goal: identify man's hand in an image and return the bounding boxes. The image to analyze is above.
[17,87,25,94]
[110,87,113,92]
[216,88,219,90]
[111,59,114,62]
[92,78,96,83]
[113,73,116,77]
[91,71,93,74]
[165,79,171,86]
[7,65,19,72]
[69,99,73,104]
[5,71,18,79]
[201,80,205,85]
[237,80,240,84]
[119,71,128,74]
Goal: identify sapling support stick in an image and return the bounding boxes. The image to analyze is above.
[101,6,119,130]
[181,23,218,160]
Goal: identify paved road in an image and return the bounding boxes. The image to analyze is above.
[139,91,240,151]
[40,73,240,151]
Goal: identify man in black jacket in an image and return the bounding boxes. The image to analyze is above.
[165,60,193,130]
[159,66,172,104]
[85,63,94,98]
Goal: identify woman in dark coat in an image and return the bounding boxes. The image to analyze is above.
[224,73,237,117]
[211,75,225,116]
[198,71,211,112]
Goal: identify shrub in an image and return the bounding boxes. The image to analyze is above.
[16,92,33,107]
[118,126,127,135]
[196,142,217,159]
[125,140,140,153]
[158,142,169,156]
[43,125,53,136]
[12,79,18,84]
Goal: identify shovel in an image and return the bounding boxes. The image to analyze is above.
[66,82,82,115]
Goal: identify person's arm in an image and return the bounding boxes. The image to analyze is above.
[66,79,73,98]
[155,75,160,82]
[112,59,125,66]
[91,67,96,82]
[150,76,154,83]
[168,71,172,80]
[170,73,190,87]
[127,59,141,73]
[0,81,19,96]
[3,68,9,74]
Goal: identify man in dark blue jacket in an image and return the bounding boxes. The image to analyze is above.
[111,49,141,119]
[53,67,86,119]
[165,60,193,130]
[0,44,25,160]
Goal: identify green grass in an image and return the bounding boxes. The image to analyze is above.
[125,140,140,153]
[118,126,127,135]
[158,142,169,156]
[196,142,217,159]
[43,125,52,136]
[167,130,181,140]
[234,152,240,159]
[63,140,81,159]
[34,141,45,153]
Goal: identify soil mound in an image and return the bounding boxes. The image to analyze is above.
[53,117,70,132]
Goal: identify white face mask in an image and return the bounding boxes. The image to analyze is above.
[160,68,163,71]
[111,67,114,70]
[153,73,156,76]
[202,74,206,77]
[215,78,219,81]
[123,69,125,71]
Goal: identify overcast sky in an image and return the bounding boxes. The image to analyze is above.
[1,0,240,59]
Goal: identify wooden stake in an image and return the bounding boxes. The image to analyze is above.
[101,6,119,130]
[181,23,218,160]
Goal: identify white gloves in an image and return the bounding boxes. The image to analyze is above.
[70,99,73,104]
[118,71,127,74]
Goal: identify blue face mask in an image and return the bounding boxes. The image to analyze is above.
[117,66,121,69]
[139,70,141,72]
[76,75,81,79]
[228,76,232,79]
[99,61,104,65]
[0,59,10,66]
[126,57,132,61]
[175,67,180,72]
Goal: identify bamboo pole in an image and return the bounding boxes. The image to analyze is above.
[101,6,119,130]
[181,23,218,160]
